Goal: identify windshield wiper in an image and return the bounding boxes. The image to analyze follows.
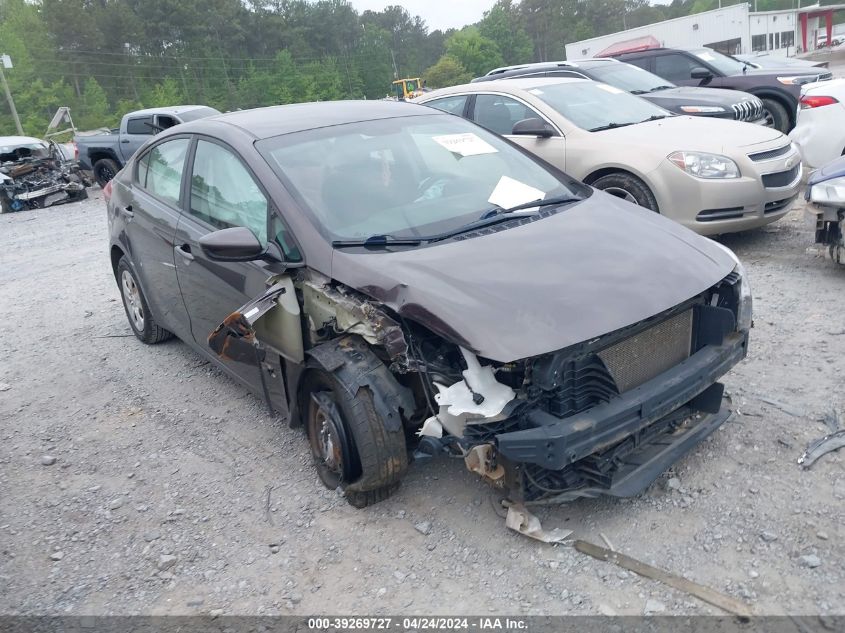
[648,85,674,92]
[479,194,582,219]
[429,195,581,243]
[639,114,671,123]
[331,195,581,248]
[588,121,636,132]
[332,234,423,249]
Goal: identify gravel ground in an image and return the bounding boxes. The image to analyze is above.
[0,189,843,617]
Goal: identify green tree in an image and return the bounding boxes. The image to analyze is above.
[478,1,534,65]
[77,78,112,130]
[424,55,471,88]
[144,78,185,108]
[445,27,504,79]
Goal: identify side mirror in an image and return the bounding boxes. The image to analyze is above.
[199,226,267,262]
[511,118,556,138]
[691,67,713,80]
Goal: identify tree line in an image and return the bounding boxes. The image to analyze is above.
[0,0,838,136]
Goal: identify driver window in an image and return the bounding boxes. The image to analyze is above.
[126,116,154,135]
[189,140,269,245]
[473,94,543,136]
[654,54,699,82]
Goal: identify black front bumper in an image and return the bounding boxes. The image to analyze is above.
[495,331,748,496]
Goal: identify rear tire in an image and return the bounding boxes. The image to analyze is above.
[303,366,408,508]
[761,98,790,133]
[592,172,659,212]
[116,257,173,344]
[93,158,120,187]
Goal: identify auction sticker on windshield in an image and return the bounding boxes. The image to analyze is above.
[433,133,498,157]
[488,175,545,210]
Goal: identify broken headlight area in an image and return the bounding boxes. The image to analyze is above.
[415,274,748,504]
[0,147,89,212]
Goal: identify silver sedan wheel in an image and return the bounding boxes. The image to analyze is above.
[121,270,145,332]
[603,187,639,204]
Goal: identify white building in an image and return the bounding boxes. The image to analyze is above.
[565,3,845,60]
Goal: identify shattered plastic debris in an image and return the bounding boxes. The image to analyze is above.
[799,429,845,469]
[505,503,572,544]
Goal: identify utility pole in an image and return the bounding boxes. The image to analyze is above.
[390,49,399,79]
[0,55,24,135]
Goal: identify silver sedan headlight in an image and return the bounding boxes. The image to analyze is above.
[809,176,845,206]
[668,151,740,179]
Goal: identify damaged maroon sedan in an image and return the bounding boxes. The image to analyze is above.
[106,101,751,507]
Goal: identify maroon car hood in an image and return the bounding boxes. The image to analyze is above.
[330,193,736,362]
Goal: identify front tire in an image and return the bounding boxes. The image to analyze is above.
[116,257,173,344]
[761,99,790,133]
[303,366,408,508]
[592,172,659,212]
[93,158,120,187]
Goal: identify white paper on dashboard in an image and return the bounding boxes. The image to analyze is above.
[433,133,498,157]
[487,176,545,210]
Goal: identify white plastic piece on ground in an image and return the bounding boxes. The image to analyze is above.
[505,503,573,544]
[417,416,443,438]
[434,348,516,419]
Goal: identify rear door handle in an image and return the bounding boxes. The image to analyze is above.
[121,139,130,144]
[120,205,134,219]
[175,244,195,261]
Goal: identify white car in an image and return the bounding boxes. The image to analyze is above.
[417,77,801,236]
[790,78,845,169]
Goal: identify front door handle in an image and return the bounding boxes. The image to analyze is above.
[121,139,130,144]
[175,244,194,261]
[120,205,134,219]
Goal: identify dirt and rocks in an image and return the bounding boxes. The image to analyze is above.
[0,189,843,617]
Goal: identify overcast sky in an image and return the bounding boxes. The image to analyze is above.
[348,0,498,32]
[349,0,672,33]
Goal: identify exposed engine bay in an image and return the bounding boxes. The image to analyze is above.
[0,139,91,213]
[209,265,750,507]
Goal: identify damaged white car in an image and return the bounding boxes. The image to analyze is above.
[0,136,90,213]
[106,101,751,507]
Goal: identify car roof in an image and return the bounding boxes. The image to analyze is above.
[483,58,616,76]
[128,105,214,117]
[189,100,444,139]
[425,77,588,99]
[0,136,46,146]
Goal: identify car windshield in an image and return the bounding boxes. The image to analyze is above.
[582,62,675,94]
[527,81,671,131]
[0,141,50,162]
[691,48,747,75]
[257,114,584,242]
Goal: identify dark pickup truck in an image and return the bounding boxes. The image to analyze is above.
[76,105,219,186]
[608,47,832,133]
[473,58,766,125]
